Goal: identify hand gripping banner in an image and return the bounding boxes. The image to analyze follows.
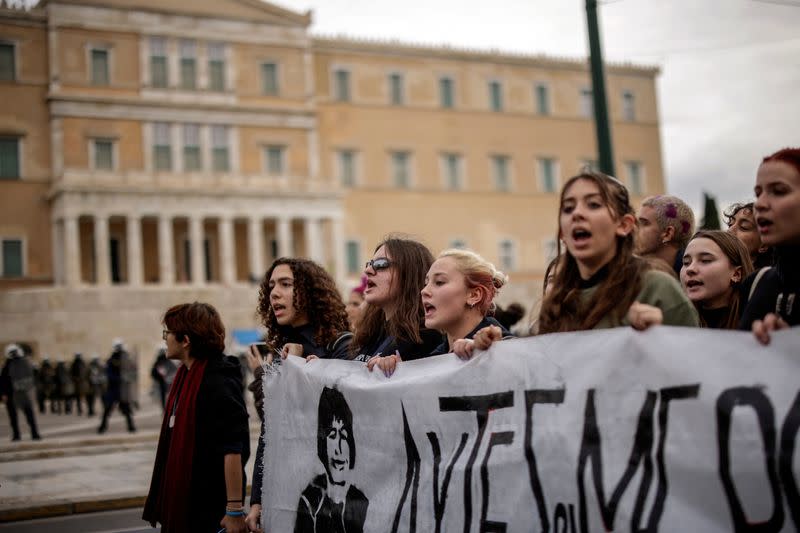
[261,326,800,532]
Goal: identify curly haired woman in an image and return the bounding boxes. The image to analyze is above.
[246,257,351,532]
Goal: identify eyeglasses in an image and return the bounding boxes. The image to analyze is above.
[365,257,392,272]
[162,329,172,341]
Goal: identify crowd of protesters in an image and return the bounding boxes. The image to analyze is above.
[137,146,800,533]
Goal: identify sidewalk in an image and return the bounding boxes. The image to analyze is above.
[0,395,261,522]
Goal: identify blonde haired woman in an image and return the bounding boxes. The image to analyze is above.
[421,248,514,359]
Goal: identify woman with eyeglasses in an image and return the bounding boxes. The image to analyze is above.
[352,236,442,377]
[245,258,351,533]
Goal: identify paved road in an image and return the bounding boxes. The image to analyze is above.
[0,508,159,533]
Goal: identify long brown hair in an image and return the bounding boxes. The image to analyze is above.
[353,236,434,353]
[256,258,349,350]
[538,172,649,333]
[686,230,754,329]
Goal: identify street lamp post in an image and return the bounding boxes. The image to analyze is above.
[586,0,616,176]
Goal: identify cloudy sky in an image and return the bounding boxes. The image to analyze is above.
[274,0,799,215]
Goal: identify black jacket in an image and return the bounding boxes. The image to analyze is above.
[429,316,514,356]
[739,245,800,330]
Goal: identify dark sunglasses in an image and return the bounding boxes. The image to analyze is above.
[365,257,392,271]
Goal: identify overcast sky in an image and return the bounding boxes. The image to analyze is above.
[274,0,799,215]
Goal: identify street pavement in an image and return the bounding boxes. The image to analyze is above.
[0,389,262,528]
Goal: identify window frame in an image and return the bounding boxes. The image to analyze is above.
[622,90,636,122]
[498,238,517,272]
[536,157,559,193]
[263,144,286,176]
[390,150,412,189]
[439,76,455,109]
[0,136,21,179]
[332,67,351,102]
[0,41,18,82]
[388,71,404,106]
[490,154,512,192]
[90,137,116,171]
[345,239,361,275]
[440,152,463,191]
[261,61,280,96]
[211,125,230,172]
[535,82,551,115]
[337,149,357,187]
[0,237,25,278]
[625,160,646,196]
[152,122,173,172]
[489,79,503,112]
[88,45,111,86]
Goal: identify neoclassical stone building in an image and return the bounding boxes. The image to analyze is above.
[0,0,665,372]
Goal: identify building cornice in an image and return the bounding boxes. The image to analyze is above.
[313,36,660,77]
[49,95,317,129]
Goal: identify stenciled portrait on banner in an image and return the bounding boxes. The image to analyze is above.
[295,386,369,533]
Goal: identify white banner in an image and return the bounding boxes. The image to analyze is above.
[262,327,800,532]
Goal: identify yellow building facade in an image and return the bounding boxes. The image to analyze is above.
[0,0,664,365]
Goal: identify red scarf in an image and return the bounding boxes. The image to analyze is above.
[143,357,208,532]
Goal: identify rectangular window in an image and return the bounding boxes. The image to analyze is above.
[535,83,550,115]
[499,239,516,272]
[537,158,558,193]
[211,125,229,172]
[489,81,503,112]
[93,139,114,170]
[153,122,172,171]
[338,150,355,187]
[91,48,109,86]
[179,39,197,90]
[439,77,454,108]
[149,37,167,88]
[345,240,360,275]
[1,239,23,277]
[389,73,403,105]
[391,151,410,189]
[0,43,16,81]
[334,69,350,102]
[625,161,644,195]
[580,88,593,118]
[442,153,462,191]
[183,124,201,171]
[622,91,636,121]
[0,137,20,179]
[265,145,284,176]
[261,62,279,95]
[491,155,510,192]
[581,158,599,172]
[208,43,226,91]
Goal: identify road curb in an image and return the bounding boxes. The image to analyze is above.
[0,495,146,523]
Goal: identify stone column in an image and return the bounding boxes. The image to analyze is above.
[94,215,110,285]
[247,217,264,281]
[218,216,235,285]
[331,216,346,285]
[158,215,174,285]
[51,218,63,285]
[304,217,323,264]
[126,215,143,286]
[63,215,81,287]
[189,215,204,285]
[277,216,292,258]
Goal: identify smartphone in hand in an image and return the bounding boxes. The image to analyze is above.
[251,342,271,360]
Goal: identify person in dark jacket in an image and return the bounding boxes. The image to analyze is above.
[54,361,74,415]
[150,348,176,410]
[421,249,515,358]
[97,340,135,433]
[70,352,90,416]
[245,258,352,532]
[38,358,56,414]
[741,147,800,342]
[143,302,249,533]
[1,344,41,441]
